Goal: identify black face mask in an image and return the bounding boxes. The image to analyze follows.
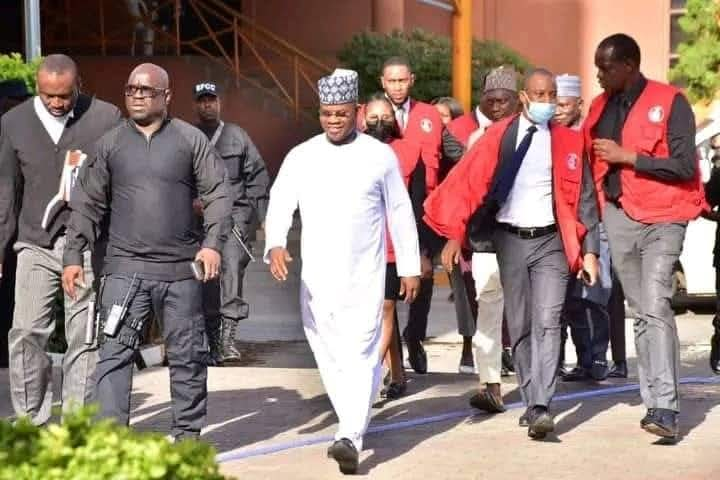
[365,119,400,142]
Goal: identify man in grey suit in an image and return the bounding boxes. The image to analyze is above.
[0,54,122,424]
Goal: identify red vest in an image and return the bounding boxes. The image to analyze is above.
[424,115,588,272]
[358,99,441,192]
[446,112,479,147]
[386,138,423,263]
[584,79,706,223]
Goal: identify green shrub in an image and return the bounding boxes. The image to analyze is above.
[337,29,532,105]
[0,406,231,480]
[0,53,40,94]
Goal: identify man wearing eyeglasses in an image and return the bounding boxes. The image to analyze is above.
[0,54,121,426]
[62,63,230,440]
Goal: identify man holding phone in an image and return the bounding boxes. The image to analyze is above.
[424,68,600,440]
[62,63,230,441]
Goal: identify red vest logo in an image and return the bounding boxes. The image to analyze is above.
[566,153,578,170]
[648,105,664,124]
[420,118,433,133]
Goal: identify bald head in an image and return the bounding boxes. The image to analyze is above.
[36,54,79,117]
[128,63,169,89]
[125,63,171,127]
[523,68,554,90]
[38,54,78,78]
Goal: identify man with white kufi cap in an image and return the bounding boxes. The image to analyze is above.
[554,74,584,130]
[264,68,421,474]
[554,74,628,383]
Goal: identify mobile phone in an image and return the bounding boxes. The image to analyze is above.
[190,260,205,281]
[581,269,592,285]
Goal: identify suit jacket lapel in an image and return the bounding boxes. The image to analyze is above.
[58,94,92,149]
[490,115,520,186]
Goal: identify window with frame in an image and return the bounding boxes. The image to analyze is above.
[670,0,687,70]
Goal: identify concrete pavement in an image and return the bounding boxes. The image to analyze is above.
[1,233,719,479]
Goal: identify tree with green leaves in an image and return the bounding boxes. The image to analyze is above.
[669,0,720,103]
[338,29,531,105]
[0,53,41,94]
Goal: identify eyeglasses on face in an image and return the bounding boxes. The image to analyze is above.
[124,84,166,98]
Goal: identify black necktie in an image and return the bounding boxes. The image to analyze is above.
[604,96,629,200]
[490,125,537,205]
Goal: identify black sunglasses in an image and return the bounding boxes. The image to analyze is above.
[124,84,166,99]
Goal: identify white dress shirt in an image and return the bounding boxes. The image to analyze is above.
[467,108,495,148]
[390,97,411,132]
[474,107,493,130]
[496,114,554,228]
[34,96,73,145]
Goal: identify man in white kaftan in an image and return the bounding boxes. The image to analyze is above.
[264,69,421,475]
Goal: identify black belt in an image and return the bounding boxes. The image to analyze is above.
[499,223,557,239]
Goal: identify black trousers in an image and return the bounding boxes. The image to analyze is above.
[715,264,720,315]
[402,276,434,343]
[561,291,610,369]
[94,274,208,438]
[202,232,252,348]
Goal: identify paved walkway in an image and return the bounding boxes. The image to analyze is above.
[1,301,718,479]
[1,234,718,478]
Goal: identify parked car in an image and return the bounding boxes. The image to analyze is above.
[672,119,718,308]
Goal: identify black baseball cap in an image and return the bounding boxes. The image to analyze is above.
[193,82,219,99]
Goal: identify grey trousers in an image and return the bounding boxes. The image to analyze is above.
[495,229,569,407]
[94,274,208,438]
[8,237,97,425]
[603,203,685,411]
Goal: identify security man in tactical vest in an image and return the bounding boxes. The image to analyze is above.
[192,82,270,365]
[586,33,706,440]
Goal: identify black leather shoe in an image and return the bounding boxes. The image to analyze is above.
[640,408,656,428]
[561,366,590,382]
[469,391,506,414]
[528,406,554,439]
[381,382,407,400]
[590,360,609,381]
[405,339,428,374]
[710,316,720,374]
[519,407,531,427]
[328,438,359,474]
[608,361,628,378]
[641,408,678,440]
